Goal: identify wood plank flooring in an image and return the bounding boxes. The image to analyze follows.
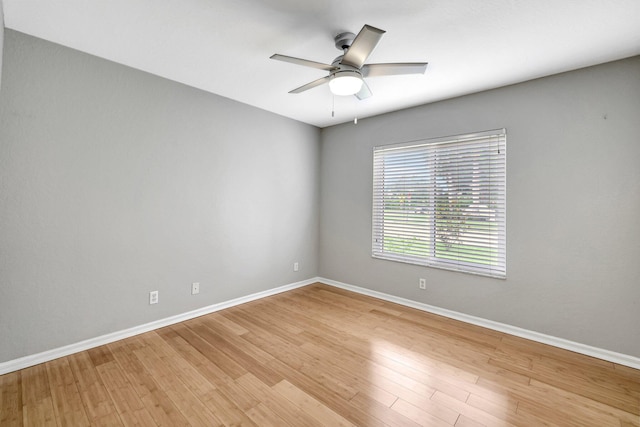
[1,283,639,426]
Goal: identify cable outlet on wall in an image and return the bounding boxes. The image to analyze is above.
[149,290,159,304]
[419,278,426,290]
[191,282,200,295]
[293,262,299,272]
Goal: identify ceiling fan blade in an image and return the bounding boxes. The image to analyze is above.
[289,75,331,94]
[340,24,386,69]
[361,63,428,78]
[270,54,337,71]
[355,80,372,100]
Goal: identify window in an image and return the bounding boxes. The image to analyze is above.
[372,129,506,278]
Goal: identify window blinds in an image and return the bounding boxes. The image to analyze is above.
[372,129,506,278]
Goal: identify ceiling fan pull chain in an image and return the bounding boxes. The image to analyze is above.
[354,96,358,124]
[332,95,335,118]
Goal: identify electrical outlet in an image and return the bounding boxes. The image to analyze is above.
[419,278,426,290]
[191,282,200,295]
[293,262,299,272]
[149,290,159,304]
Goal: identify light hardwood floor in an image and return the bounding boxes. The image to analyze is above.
[1,283,639,426]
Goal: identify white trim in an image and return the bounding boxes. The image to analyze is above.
[2,276,639,374]
[0,278,315,375]
[319,277,640,370]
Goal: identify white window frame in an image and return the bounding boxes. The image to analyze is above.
[372,129,506,278]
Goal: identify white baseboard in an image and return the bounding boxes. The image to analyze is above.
[319,277,640,370]
[2,276,638,375]
[0,278,316,375]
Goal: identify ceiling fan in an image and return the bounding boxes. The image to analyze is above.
[270,24,428,100]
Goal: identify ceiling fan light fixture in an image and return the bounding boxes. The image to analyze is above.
[329,70,363,96]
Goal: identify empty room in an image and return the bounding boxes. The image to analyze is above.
[1,0,639,426]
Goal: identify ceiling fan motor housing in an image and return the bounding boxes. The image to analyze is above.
[334,32,356,51]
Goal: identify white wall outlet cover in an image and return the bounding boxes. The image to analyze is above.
[191,282,200,295]
[149,290,159,304]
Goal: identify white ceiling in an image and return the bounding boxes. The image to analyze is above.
[3,0,640,128]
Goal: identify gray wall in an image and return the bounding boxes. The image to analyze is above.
[0,30,320,363]
[1,0,4,87]
[319,56,640,357]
